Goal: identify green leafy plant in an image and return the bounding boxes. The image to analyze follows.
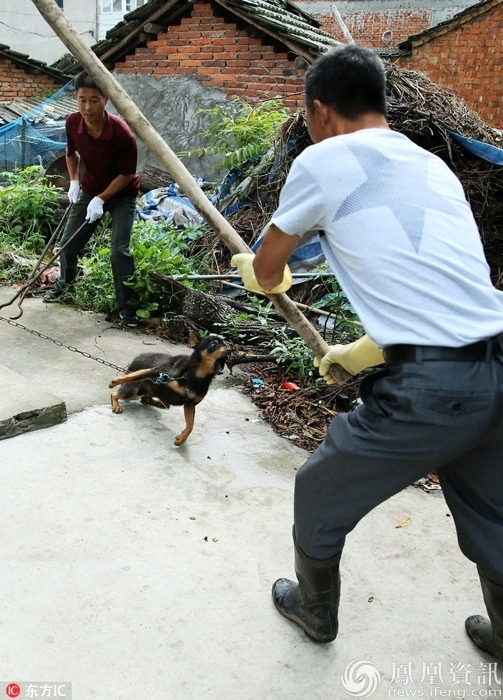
[215,296,316,382]
[0,166,60,254]
[214,296,274,343]
[66,218,209,317]
[180,98,289,169]
[127,220,208,318]
[64,217,117,312]
[309,271,362,343]
[267,328,316,383]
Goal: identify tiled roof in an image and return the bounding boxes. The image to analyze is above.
[0,44,70,82]
[0,88,75,127]
[52,0,341,74]
[0,45,71,127]
[216,0,341,57]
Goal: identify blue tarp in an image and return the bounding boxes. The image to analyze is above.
[449,131,503,166]
[137,185,204,228]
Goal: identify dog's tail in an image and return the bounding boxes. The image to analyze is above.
[108,367,159,389]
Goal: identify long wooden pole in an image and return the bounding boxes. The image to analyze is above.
[30,0,351,385]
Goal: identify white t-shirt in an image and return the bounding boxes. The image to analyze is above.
[270,128,503,347]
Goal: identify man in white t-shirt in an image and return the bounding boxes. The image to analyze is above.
[232,45,503,657]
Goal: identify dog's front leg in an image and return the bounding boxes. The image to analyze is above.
[174,404,195,446]
[110,392,123,414]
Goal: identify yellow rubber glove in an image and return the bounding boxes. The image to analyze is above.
[314,334,384,382]
[231,253,292,294]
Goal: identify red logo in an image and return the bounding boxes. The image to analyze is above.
[5,685,21,698]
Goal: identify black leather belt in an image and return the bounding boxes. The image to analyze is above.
[383,334,503,365]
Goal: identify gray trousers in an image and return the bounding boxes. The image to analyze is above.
[57,193,137,314]
[294,355,503,584]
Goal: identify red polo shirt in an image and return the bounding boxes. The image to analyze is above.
[66,111,140,198]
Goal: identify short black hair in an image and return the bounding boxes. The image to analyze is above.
[73,71,104,95]
[305,45,387,119]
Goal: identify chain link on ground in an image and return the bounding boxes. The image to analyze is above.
[0,314,128,373]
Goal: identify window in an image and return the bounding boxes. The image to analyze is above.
[101,0,122,12]
[56,0,63,7]
[102,0,147,12]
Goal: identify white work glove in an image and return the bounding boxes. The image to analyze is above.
[68,180,80,204]
[86,197,105,223]
[314,334,384,383]
[231,253,292,294]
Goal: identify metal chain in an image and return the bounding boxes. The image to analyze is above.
[0,314,128,373]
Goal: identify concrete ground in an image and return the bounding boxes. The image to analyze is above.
[0,286,500,700]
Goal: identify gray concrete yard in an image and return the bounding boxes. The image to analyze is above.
[0,287,500,699]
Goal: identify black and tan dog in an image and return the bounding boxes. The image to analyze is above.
[109,334,228,446]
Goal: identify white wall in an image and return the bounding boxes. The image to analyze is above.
[99,0,149,40]
[0,0,97,65]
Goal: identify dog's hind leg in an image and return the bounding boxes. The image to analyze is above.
[109,367,157,388]
[174,404,196,446]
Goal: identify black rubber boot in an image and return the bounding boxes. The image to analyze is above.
[43,283,65,303]
[465,569,503,660]
[272,540,342,643]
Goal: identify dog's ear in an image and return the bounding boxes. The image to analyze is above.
[187,331,199,348]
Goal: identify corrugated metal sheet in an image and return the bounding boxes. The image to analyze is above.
[0,93,76,127]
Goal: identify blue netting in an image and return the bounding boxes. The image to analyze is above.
[0,81,73,172]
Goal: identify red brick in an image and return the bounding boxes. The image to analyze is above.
[177,66,198,74]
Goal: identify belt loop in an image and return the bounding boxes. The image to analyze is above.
[485,338,493,362]
[415,346,423,363]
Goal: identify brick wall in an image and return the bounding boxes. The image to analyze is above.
[295,2,474,51]
[393,4,503,128]
[318,9,430,50]
[0,58,62,100]
[114,1,307,110]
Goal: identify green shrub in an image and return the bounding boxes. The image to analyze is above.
[267,328,316,383]
[180,97,289,170]
[0,166,60,253]
[67,218,209,317]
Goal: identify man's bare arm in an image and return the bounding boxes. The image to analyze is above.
[97,174,133,203]
[66,152,80,181]
[253,224,300,291]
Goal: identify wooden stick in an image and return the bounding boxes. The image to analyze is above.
[30,0,351,387]
[330,4,355,44]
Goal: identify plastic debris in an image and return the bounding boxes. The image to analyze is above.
[282,381,301,391]
[395,516,412,528]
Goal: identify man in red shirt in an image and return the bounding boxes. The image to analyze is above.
[43,72,140,327]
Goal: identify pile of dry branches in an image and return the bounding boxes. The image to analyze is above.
[385,64,503,284]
